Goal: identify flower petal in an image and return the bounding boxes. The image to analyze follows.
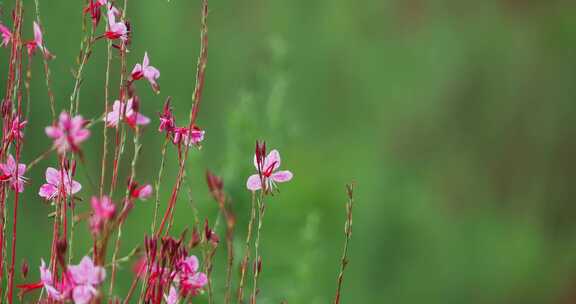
[246,174,262,191]
[45,167,60,185]
[265,149,281,171]
[271,170,293,183]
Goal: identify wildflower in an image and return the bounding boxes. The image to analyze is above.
[0,154,27,193]
[7,115,26,142]
[45,112,90,154]
[175,255,207,296]
[158,99,175,133]
[164,286,180,304]
[89,196,116,235]
[131,52,160,92]
[172,126,205,147]
[26,22,53,59]
[67,256,106,304]
[246,147,293,192]
[105,98,150,128]
[39,167,81,200]
[129,182,152,200]
[105,5,128,41]
[0,23,11,47]
[17,260,69,301]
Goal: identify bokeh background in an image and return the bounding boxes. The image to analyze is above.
[2,0,576,303]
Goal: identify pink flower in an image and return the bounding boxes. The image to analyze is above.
[45,112,90,154]
[175,255,207,296]
[67,256,106,304]
[0,154,27,193]
[0,23,11,47]
[39,167,81,200]
[246,148,293,192]
[164,286,180,304]
[131,52,160,92]
[105,98,150,128]
[105,5,128,41]
[129,183,152,200]
[27,22,52,58]
[89,196,116,235]
[40,260,65,300]
[172,126,205,147]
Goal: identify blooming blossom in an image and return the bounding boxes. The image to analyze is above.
[27,22,52,58]
[40,260,67,300]
[174,255,208,296]
[67,256,106,304]
[172,126,205,147]
[105,5,128,41]
[129,183,152,200]
[132,52,160,92]
[105,98,150,128]
[39,167,81,200]
[246,149,293,192]
[0,154,27,193]
[0,23,11,47]
[45,112,90,154]
[18,259,72,301]
[89,196,116,234]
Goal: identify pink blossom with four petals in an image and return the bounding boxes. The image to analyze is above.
[67,256,106,304]
[172,126,205,147]
[0,154,27,193]
[0,23,11,47]
[105,5,128,41]
[45,112,90,154]
[39,167,81,200]
[175,255,208,296]
[131,52,160,92]
[246,149,293,192]
[105,98,150,128]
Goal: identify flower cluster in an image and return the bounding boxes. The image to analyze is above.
[20,256,105,304]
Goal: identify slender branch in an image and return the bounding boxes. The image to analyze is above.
[333,183,355,304]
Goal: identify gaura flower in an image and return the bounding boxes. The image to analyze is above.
[17,259,72,301]
[89,196,116,235]
[172,126,205,147]
[26,22,53,59]
[174,255,208,296]
[67,256,106,304]
[131,52,160,93]
[39,167,81,200]
[0,154,27,193]
[129,183,152,200]
[105,98,150,128]
[0,23,11,47]
[246,148,293,192]
[105,5,128,41]
[45,112,90,154]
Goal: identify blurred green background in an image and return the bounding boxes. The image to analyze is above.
[2,0,576,303]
